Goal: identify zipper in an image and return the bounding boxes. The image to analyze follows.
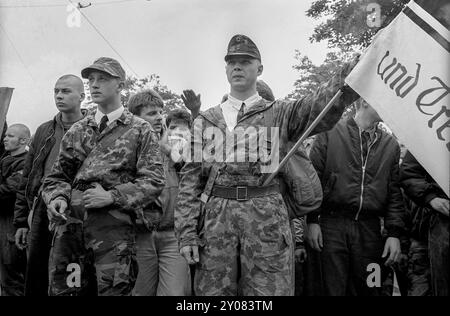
[24,129,54,205]
[355,131,378,221]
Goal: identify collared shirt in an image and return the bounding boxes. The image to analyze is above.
[359,123,379,161]
[94,106,124,127]
[220,93,262,131]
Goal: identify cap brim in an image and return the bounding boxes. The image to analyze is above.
[224,53,261,61]
[81,65,120,79]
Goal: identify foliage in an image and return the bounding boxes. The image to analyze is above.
[306,0,409,49]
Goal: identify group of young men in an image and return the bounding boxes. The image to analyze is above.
[0,34,448,296]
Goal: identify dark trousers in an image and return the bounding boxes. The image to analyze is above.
[319,216,384,296]
[0,213,26,296]
[25,197,52,296]
[429,214,449,296]
[407,238,431,296]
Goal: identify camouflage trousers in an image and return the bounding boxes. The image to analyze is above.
[195,193,294,296]
[48,221,96,296]
[49,190,138,296]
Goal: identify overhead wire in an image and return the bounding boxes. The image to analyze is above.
[0,0,141,8]
[0,22,37,82]
[66,0,140,77]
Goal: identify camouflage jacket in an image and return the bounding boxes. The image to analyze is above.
[42,108,165,216]
[175,62,360,249]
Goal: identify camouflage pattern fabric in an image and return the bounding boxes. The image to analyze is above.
[48,190,96,296]
[195,194,293,295]
[175,63,359,296]
[42,108,165,296]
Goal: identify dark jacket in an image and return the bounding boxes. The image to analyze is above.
[400,150,447,207]
[308,117,405,238]
[400,150,448,239]
[0,152,27,216]
[13,111,87,228]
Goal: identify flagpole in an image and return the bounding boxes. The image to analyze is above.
[263,88,344,186]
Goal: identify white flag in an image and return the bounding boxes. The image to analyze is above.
[346,0,450,196]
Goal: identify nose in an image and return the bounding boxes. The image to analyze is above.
[55,91,63,100]
[90,78,100,89]
[233,63,242,71]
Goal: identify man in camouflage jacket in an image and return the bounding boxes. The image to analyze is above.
[175,34,360,296]
[42,57,165,296]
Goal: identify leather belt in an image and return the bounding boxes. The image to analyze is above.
[210,184,279,201]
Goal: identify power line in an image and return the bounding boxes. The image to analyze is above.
[0,22,36,82]
[66,0,140,78]
[0,0,142,8]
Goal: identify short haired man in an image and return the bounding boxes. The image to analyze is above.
[306,99,405,296]
[13,74,87,296]
[0,124,30,295]
[175,34,360,295]
[42,57,165,296]
[128,91,192,296]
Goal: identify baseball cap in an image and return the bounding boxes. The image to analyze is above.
[81,57,126,81]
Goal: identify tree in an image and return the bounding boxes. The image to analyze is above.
[288,50,356,117]
[306,0,409,50]
[288,0,410,116]
[288,50,352,100]
[121,74,186,114]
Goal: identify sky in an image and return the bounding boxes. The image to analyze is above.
[0,0,329,133]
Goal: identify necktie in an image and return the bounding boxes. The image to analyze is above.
[99,115,109,133]
[237,102,246,122]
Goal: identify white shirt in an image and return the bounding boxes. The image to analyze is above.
[95,106,124,127]
[220,93,262,131]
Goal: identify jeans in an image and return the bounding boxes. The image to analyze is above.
[320,216,384,296]
[407,238,431,296]
[25,197,52,296]
[0,213,26,296]
[134,229,191,296]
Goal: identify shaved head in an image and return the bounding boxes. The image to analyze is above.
[56,74,84,94]
[4,123,31,154]
[54,74,85,115]
[8,124,31,139]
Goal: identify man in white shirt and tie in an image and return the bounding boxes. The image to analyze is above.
[175,34,360,296]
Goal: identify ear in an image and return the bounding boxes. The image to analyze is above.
[19,138,28,146]
[117,80,125,92]
[257,63,263,76]
[80,92,85,102]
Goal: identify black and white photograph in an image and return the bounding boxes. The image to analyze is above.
[0,0,448,302]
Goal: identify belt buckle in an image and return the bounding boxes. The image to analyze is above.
[236,186,248,201]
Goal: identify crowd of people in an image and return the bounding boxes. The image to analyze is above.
[0,34,448,296]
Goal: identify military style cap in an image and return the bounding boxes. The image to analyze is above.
[81,57,126,81]
[225,34,261,62]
